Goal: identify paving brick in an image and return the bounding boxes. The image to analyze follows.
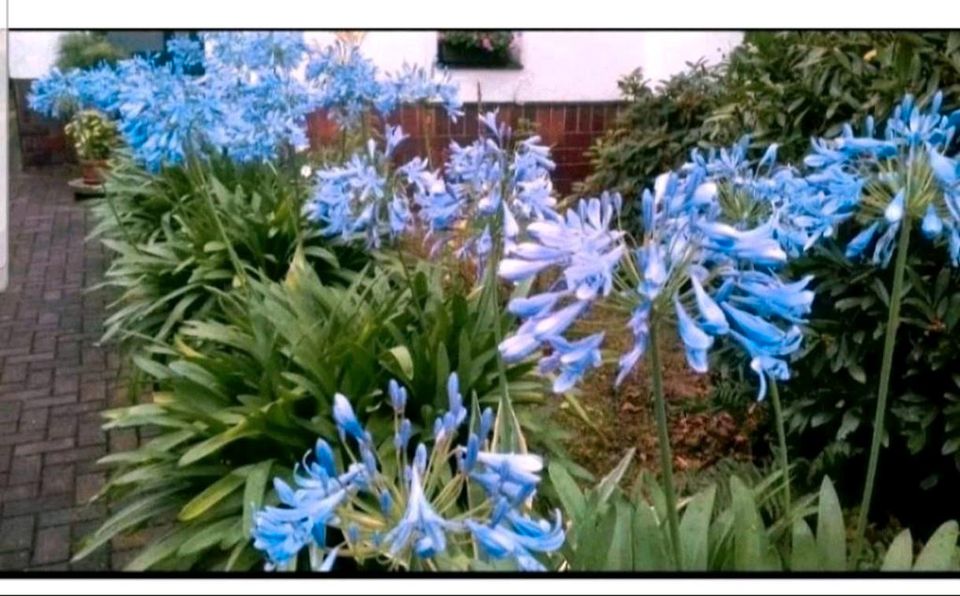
[45,444,106,467]
[17,406,48,433]
[0,515,35,551]
[75,472,105,505]
[0,550,30,570]
[7,454,42,485]
[41,463,75,495]
[13,437,74,457]
[0,402,21,423]
[2,493,70,517]
[0,168,127,570]
[32,525,71,565]
[0,446,11,473]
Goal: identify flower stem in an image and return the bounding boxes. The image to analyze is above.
[852,213,912,567]
[648,320,682,569]
[767,376,791,512]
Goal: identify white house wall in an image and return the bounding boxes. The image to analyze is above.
[10,30,743,101]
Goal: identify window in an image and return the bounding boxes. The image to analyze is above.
[436,31,522,69]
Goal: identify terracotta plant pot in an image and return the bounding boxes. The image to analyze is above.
[80,159,108,185]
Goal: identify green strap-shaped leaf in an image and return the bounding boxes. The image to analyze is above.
[593,448,635,507]
[790,519,820,571]
[179,424,255,466]
[548,461,585,523]
[602,501,635,571]
[177,517,241,556]
[679,484,716,571]
[731,476,765,570]
[633,501,669,571]
[123,526,196,571]
[815,476,846,571]
[880,529,914,571]
[242,459,274,536]
[914,521,959,571]
[178,473,246,521]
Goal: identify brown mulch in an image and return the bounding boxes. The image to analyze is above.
[547,308,761,479]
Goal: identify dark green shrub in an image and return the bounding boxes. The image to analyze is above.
[782,238,960,518]
[583,32,960,216]
[56,32,128,71]
[578,60,734,206]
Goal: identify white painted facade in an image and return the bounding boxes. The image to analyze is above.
[10,30,743,101]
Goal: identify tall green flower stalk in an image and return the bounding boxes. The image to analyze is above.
[647,318,683,568]
[767,376,791,512]
[851,192,913,566]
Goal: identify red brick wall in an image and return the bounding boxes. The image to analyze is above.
[10,80,73,168]
[306,102,625,195]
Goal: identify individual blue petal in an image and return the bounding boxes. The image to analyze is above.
[531,301,589,340]
[884,189,906,223]
[389,379,408,413]
[332,393,365,441]
[314,439,337,478]
[498,330,541,363]
[498,258,554,283]
[928,147,958,186]
[845,221,881,259]
[690,276,729,335]
[674,298,714,373]
[922,203,944,239]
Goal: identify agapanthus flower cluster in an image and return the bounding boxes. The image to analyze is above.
[805,91,960,266]
[677,136,862,259]
[304,126,416,248]
[407,111,559,270]
[498,193,625,392]
[28,32,462,171]
[251,375,564,572]
[307,40,462,129]
[499,145,816,399]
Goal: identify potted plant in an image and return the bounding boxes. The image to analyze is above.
[64,110,117,185]
[437,31,520,68]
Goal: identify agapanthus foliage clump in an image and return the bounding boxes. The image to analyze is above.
[251,374,564,572]
[28,32,462,171]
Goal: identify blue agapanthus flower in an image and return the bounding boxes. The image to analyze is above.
[499,138,815,399]
[676,136,862,259]
[409,111,559,272]
[304,126,422,248]
[498,193,624,392]
[306,41,462,129]
[251,374,563,572]
[805,91,960,266]
[27,32,463,172]
[620,161,812,399]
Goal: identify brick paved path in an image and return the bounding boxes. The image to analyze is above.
[0,168,133,571]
